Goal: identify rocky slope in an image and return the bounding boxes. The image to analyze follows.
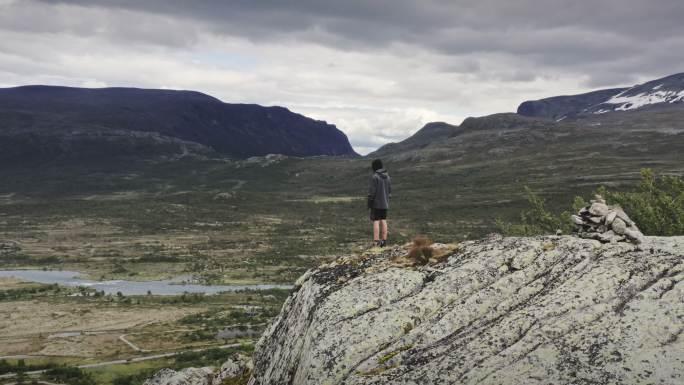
[248,235,683,385]
[0,85,357,160]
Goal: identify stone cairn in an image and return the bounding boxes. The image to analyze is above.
[571,195,644,244]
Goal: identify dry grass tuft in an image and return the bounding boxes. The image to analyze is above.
[408,236,434,265]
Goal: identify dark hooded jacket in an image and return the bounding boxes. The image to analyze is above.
[368,168,391,210]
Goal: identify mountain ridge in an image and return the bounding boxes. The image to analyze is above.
[0,85,358,160]
[517,72,684,120]
[371,72,684,160]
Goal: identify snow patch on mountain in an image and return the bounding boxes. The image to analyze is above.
[603,89,684,111]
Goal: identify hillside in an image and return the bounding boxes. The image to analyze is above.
[0,85,357,160]
[371,122,460,157]
[517,72,684,120]
[248,235,684,385]
[371,108,683,178]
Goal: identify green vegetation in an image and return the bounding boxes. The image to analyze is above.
[177,292,283,342]
[97,346,254,385]
[495,187,584,236]
[45,366,97,385]
[499,169,684,236]
[0,283,68,301]
[98,359,172,385]
[597,169,684,235]
[0,359,58,375]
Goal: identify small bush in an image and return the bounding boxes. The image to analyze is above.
[495,187,578,236]
[598,169,684,236]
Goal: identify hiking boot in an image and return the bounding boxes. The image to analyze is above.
[380,240,387,248]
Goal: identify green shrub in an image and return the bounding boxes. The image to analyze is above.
[495,187,580,236]
[498,169,684,236]
[44,366,96,385]
[112,369,157,385]
[598,169,684,235]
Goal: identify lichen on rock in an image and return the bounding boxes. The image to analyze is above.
[143,367,214,385]
[248,235,684,385]
[212,353,253,385]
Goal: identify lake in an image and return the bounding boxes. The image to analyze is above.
[0,269,292,296]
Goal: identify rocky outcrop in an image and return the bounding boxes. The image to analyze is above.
[143,367,214,385]
[572,195,645,244]
[249,235,684,385]
[144,353,252,385]
[213,353,253,384]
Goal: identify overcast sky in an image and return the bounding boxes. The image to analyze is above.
[1,0,683,154]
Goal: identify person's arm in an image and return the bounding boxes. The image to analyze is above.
[388,177,392,200]
[367,175,377,209]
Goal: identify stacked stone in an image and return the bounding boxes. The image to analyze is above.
[571,195,644,244]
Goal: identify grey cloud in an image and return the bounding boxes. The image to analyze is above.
[24,0,684,86]
[32,0,681,47]
[0,1,201,49]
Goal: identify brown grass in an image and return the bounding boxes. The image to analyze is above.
[407,236,433,265]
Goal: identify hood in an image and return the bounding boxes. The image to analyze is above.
[375,168,389,178]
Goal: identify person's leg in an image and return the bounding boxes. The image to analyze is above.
[381,219,388,243]
[373,220,380,243]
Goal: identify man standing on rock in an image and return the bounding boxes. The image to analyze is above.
[368,159,391,247]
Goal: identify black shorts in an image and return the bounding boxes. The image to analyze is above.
[370,208,387,221]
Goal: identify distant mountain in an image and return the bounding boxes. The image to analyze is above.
[369,83,683,198]
[0,85,357,161]
[518,72,684,120]
[370,113,552,158]
[516,88,627,121]
[371,122,460,157]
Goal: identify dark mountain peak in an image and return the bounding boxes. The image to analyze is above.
[0,85,358,160]
[517,72,684,120]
